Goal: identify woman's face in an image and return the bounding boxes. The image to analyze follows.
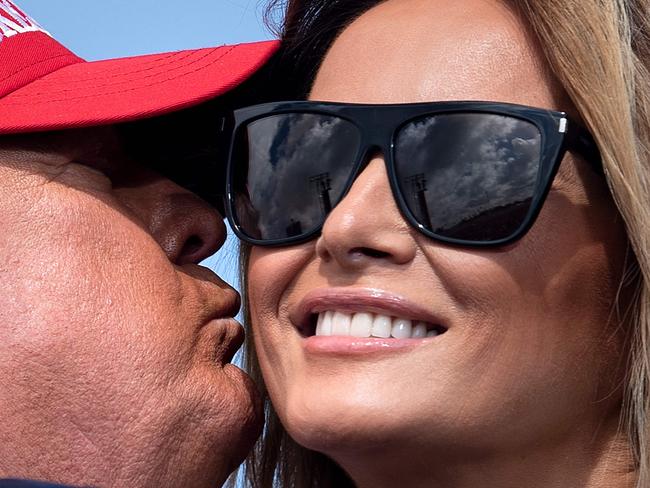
[248,0,628,472]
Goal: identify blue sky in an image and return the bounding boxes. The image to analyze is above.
[19,0,275,60]
[17,0,278,291]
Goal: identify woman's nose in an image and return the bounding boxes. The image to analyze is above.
[315,157,417,269]
[114,170,226,266]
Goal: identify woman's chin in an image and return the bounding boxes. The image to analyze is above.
[283,409,396,454]
[278,389,428,455]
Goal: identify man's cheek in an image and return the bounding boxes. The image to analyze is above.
[0,193,180,362]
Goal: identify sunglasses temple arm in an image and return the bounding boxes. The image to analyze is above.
[566,123,603,175]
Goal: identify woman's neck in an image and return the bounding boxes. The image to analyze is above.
[330,420,636,488]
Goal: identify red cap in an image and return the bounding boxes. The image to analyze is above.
[0,0,279,134]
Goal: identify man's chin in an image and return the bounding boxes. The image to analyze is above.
[192,364,264,484]
[222,363,265,459]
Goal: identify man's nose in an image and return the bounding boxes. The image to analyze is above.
[315,156,417,270]
[114,171,226,265]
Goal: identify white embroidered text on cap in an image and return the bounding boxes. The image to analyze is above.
[0,0,50,42]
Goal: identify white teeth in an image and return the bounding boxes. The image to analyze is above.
[317,310,333,336]
[314,312,442,339]
[391,318,412,339]
[412,322,428,338]
[315,313,325,335]
[331,311,351,335]
[350,312,373,337]
[371,314,392,338]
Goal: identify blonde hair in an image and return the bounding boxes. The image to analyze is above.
[239,1,650,486]
[515,2,650,486]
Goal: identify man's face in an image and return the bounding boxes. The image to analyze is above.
[0,127,262,487]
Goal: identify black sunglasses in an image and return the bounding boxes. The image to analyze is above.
[225,100,601,247]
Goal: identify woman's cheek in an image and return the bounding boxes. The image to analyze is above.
[248,245,315,396]
[249,245,313,318]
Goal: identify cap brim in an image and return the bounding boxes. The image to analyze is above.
[0,40,279,134]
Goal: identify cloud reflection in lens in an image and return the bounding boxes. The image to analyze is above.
[395,113,541,241]
[233,113,360,240]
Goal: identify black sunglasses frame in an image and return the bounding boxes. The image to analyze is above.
[225,100,601,248]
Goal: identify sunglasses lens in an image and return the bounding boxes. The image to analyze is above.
[394,113,542,242]
[230,113,361,241]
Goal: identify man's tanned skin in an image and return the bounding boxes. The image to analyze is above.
[0,128,263,487]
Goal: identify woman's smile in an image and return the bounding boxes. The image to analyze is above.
[287,287,448,354]
[312,312,443,339]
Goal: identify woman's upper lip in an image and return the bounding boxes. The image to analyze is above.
[290,287,448,332]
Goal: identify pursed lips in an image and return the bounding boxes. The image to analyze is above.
[184,265,243,363]
[184,263,242,320]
